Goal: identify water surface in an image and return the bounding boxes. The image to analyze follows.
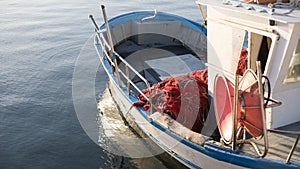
[0,0,202,168]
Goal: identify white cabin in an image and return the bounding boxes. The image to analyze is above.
[197,0,300,129]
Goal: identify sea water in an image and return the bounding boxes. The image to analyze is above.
[0,0,202,168]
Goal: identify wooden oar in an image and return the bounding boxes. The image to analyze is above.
[101,5,122,87]
[197,4,207,28]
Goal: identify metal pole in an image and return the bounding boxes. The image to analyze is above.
[286,134,300,163]
[197,4,207,27]
[101,5,122,87]
[126,65,130,92]
[232,74,239,150]
[89,15,99,31]
[256,61,269,157]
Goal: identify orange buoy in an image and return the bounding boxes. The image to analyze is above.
[239,69,263,138]
[214,74,240,143]
[214,70,264,144]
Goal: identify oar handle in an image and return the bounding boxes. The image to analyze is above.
[101,5,105,10]
[100,5,122,87]
[100,5,114,51]
[89,15,99,31]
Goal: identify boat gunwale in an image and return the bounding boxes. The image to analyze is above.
[99,10,207,36]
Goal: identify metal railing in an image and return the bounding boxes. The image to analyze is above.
[96,29,153,111]
[89,12,153,113]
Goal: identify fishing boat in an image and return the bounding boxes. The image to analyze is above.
[89,1,300,168]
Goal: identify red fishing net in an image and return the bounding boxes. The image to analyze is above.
[133,68,208,133]
[133,49,248,133]
[236,48,248,76]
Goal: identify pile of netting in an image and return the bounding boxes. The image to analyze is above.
[236,48,248,76]
[133,68,209,133]
[133,49,248,133]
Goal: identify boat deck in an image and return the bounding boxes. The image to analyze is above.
[240,121,300,163]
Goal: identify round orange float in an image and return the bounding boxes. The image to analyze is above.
[214,70,264,144]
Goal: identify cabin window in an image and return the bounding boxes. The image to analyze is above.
[285,39,300,82]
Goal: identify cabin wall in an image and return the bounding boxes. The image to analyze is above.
[270,89,300,128]
[268,23,294,91]
[206,5,276,91]
[269,23,300,128]
[206,5,300,129]
[207,6,245,94]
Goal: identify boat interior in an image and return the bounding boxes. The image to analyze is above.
[115,34,206,95]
